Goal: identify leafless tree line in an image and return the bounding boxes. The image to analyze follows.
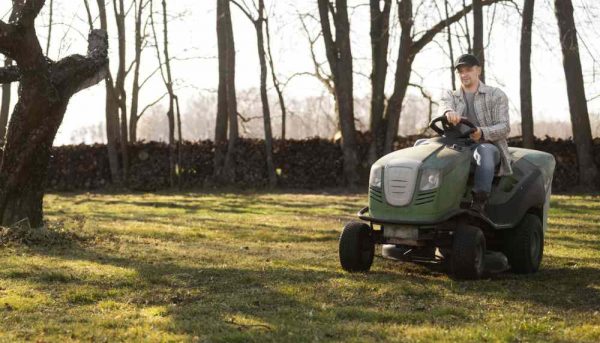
[0,0,599,229]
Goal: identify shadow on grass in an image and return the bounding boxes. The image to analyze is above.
[12,238,480,338]
[45,209,343,244]
[378,253,600,313]
[63,194,363,218]
[12,239,598,340]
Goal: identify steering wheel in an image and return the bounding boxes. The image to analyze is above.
[429,115,477,138]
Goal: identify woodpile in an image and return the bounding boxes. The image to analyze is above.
[45,136,596,192]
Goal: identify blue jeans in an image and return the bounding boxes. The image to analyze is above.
[472,143,500,194]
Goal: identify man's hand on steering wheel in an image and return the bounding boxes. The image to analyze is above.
[445,111,461,126]
[445,111,483,141]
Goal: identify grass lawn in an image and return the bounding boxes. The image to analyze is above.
[0,191,598,342]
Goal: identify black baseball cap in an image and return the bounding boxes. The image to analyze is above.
[454,54,480,69]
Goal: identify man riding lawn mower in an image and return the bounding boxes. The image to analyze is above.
[338,54,556,279]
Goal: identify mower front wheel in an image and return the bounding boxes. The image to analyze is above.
[339,221,374,272]
[451,225,486,280]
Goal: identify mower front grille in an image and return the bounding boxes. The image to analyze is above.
[414,190,437,205]
[369,186,383,203]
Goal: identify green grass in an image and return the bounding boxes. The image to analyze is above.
[0,191,598,342]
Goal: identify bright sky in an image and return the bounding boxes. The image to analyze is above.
[1,0,599,145]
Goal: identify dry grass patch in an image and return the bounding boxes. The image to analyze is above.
[0,191,597,342]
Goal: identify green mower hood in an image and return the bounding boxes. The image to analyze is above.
[368,141,471,224]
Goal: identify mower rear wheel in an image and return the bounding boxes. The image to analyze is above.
[505,214,543,274]
[451,225,486,280]
[339,221,374,272]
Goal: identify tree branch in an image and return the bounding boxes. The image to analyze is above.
[411,0,508,54]
[52,29,109,97]
[230,0,256,23]
[138,92,169,120]
[0,21,19,56]
[11,0,46,26]
[0,65,20,84]
[411,3,473,53]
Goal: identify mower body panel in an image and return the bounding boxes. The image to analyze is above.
[367,139,556,233]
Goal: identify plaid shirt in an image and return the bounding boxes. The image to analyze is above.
[439,82,513,176]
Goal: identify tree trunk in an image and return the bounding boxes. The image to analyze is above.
[383,0,414,155]
[231,0,277,187]
[0,1,108,227]
[256,1,277,188]
[521,0,535,149]
[215,0,237,184]
[129,0,145,143]
[215,0,229,179]
[113,0,129,182]
[161,0,177,187]
[318,0,359,186]
[473,0,485,82]
[175,96,183,189]
[445,0,456,91]
[0,58,12,147]
[96,0,122,185]
[554,0,598,189]
[265,18,287,140]
[223,0,238,184]
[368,0,391,163]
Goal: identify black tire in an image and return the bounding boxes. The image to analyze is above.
[339,221,374,272]
[505,214,544,274]
[451,225,486,280]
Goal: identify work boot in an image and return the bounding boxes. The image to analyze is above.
[471,191,489,215]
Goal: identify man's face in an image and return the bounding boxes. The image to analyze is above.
[456,65,481,87]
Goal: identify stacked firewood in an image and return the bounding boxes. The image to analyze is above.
[46,137,595,192]
[47,144,111,190]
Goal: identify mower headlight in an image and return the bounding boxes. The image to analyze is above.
[369,165,383,188]
[419,169,440,191]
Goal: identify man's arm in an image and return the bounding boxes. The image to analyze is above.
[479,89,510,141]
[438,90,456,117]
[439,89,463,125]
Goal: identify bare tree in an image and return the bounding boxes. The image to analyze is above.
[92,0,122,185]
[129,0,149,142]
[554,0,598,189]
[521,0,535,148]
[113,0,130,181]
[297,12,335,98]
[46,0,53,55]
[368,0,392,163]
[444,0,456,91]
[265,16,287,140]
[83,0,94,31]
[0,0,108,227]
[473,0,485,82]
[231,0,277,188]
[462,0,472,53]
[382,0,505,155]
[214,0,239,184]
[317,0,359,186]
[150,0,182,187]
